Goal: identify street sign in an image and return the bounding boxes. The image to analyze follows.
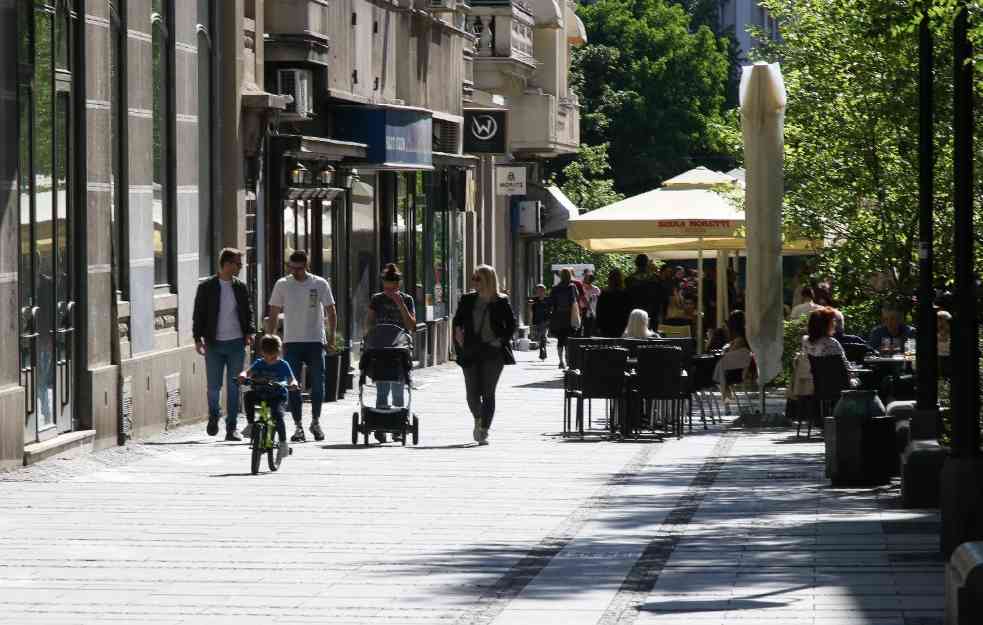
[496,166,526,195]
[464,109,508,154]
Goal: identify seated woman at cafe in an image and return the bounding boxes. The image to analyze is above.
[805,307,857,387]
[624,309,658,339]
[867,304,916,351]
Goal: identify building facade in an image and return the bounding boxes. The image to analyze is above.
[0,0,581,470]
[464,0,584,324]
[719,0,780,60]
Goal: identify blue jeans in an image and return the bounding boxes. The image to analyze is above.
[284,342,325,424]
[376,382,405,408]
[205,338,246,430]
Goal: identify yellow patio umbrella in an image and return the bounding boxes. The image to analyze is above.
[567,168,821,350]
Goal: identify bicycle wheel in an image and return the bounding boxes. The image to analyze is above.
[250,424,265,475]
[267,427,282,472]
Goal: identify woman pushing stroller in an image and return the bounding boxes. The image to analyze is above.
[366,263,416,442]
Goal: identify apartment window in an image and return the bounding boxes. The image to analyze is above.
[197,0,214,277]
[110,0,127,297]
[152,0,173,287]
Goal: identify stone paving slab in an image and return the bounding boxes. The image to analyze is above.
[0,351,945,624]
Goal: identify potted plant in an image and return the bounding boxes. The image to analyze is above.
[323,336,345,403]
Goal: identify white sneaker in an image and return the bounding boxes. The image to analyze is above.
[277,440,290,463]
[473,418,481,443]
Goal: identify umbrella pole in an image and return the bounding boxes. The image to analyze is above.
[697,243,704,353]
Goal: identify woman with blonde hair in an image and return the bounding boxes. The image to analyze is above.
[453,265,517,445]
[623,309,656,339]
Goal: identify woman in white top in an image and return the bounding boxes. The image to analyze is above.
[623,309,656,339]
[803,306,857,388]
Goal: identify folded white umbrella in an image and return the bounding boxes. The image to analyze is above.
[741,62,787,387]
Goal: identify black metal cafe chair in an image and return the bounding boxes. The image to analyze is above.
[631,345,686,439]
[565,346,629,438]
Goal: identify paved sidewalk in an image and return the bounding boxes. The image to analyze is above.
[0,352,943,624]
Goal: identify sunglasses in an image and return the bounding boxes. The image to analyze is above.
[287,264,306,271]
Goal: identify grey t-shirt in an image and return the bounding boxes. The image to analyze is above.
[472,297,501,348]
[370,291,415,329]
[215,279,243,341]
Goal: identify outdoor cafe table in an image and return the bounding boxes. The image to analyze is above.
[860,354,914,398]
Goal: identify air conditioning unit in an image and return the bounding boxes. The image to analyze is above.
[277,68,314,119]
[429,0,455,11]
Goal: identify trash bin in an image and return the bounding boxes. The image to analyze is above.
[825,390,888,485]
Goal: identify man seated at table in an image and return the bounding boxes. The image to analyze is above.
[867,304,916,352]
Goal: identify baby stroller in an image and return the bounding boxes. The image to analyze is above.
[353,323,420,446]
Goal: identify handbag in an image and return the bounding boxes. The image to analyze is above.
[570,301,582,331]
[790,351,814,398]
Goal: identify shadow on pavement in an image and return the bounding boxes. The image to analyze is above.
[408,443,479,450]
[376,431,943,623]
[208,472,264,478]
[143,440,205,445]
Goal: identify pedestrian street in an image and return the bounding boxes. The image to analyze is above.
[0,352,942,625]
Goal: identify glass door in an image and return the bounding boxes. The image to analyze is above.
[19,0,78,442]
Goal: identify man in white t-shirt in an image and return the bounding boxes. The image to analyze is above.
[266,250,337,442]
[789,286,822,321]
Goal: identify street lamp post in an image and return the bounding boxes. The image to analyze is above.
[916,12,937,414]
[941,0,983,558]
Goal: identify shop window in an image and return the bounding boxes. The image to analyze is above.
[152,0,174,288]
[320,199,334,285]
[430,178,449,320]
[395,173,410,274]
[197,0,214,277]
[414,173,427,315]
[282,199,311,264]
[109,0,127,297]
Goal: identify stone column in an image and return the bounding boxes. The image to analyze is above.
[218,0,246,252]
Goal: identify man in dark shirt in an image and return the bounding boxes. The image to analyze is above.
[625,254,662,329]
[868,305,916,351]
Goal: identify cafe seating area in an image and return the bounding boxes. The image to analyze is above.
[561,336,722,440]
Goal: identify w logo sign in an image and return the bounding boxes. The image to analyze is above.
[471,115,499,141]
[464,110,506,153]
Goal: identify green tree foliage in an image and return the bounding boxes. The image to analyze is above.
[573,0,733,196]
[730,0,983,311]
[543,144,635,288]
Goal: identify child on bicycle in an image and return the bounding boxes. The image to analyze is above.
[238,334,298,458]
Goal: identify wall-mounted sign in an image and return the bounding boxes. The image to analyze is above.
[335,106,433,167]
[463,109,508,154]
[496,166,526,196]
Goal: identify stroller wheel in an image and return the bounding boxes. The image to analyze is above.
[351,413,359,446]
[412,415,419,446]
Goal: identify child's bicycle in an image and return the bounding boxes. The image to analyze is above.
[238,377,291,475]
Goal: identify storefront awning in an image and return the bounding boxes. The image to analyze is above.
[432,152,479,168]
[539,185,580,235]
[334,104,433,168]
[274,134,368,161]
